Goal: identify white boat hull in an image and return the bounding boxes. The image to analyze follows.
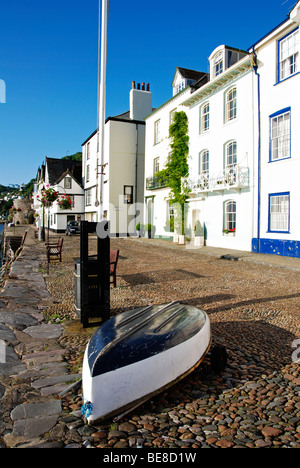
[82,311,211,423]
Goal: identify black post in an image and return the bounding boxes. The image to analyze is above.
[79,221,110,328]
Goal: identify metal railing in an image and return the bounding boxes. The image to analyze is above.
[183,166,249,194]
[146,175,169,190]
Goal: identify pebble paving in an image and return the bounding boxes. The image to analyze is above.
[0,227,299,449]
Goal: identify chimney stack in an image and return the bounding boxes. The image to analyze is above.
[130,80,152,120]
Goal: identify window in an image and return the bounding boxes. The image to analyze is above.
[226,141,237,168]
[86,165,90,183]
[224,200,236,232]
[154,119,161,145]
[64,177,72,189]
[170,109,176,125]
[124,185,133,204]
[85,189,92,206]
[200,103,210,133]
[214,51,224,77]
[166,201,175,232]
[226,88,237,122]
[268,193,290,232]
[199,150,209,175]
[270,108,291,161]
[278,28,299,82]
[176,81,185,94]
[153,157,160,174]
[87,142,90,160]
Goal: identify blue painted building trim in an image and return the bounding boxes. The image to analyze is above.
[277,27,299,84]
[269,107,291,163]
[252,238,300,258]
[267,191,290,233]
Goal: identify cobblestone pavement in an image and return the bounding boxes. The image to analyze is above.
[0,226,299,448]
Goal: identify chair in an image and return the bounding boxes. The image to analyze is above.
[110,249,119,287]
[46,237,63,263]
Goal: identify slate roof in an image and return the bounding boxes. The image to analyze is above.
[176,67,208,82]
[45,157,82,186]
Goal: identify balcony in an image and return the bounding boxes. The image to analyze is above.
[183,166,249,194]
[146,175,169,190]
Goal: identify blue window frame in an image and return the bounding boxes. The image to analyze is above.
[268,192,290,233]
[269,107,291,162]
[277,27,299,83]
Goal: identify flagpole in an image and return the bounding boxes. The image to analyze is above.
[98,0,109,221]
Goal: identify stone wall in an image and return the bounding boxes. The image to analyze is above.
[13,198,34,225]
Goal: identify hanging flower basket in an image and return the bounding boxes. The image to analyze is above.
[37,187,59,207]
[58,194,73,211]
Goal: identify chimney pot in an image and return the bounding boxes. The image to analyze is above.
[147,83,150,91]
[132,81,136,89]
[137,83,140,90]
[142,82,145,90]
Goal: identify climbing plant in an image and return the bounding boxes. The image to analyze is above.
[155,111,190,232]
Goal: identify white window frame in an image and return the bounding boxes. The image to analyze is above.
[153,157,160,174]
[278,28,299,82]
[224,200,236,232]
[226,87,237,122]
[214,51,224,77]
[200,103,210,133]
[198,150,209,175]
[64,177,72,189]
[225,141,237,169]
[85,189,92,206]
[170,108,176,125]
[270,108,291,161]
[154,119,161,145]
[268,192,290,233]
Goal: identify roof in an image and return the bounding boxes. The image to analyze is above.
[45,157,82,186]
[172,67,208,87]
[55,165,83,188]
[81,108,156,146]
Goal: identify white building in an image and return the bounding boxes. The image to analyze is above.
[144,68,209,238]
[82,82,152,235]
[33,157,84,234]
[144,2,300,258]
[249,1,300,258]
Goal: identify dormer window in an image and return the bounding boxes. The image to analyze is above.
[214,51,224,77]
[176,81,186,94]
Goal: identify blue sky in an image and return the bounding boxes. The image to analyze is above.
[0,0,296,186]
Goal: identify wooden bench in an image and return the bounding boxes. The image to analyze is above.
[110,249,119,287]
[46,237,63,263]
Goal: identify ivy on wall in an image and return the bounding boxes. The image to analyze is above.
[155,111,190,232]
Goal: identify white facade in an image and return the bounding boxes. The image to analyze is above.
[33,158,85,234]
[144,2,300,258]
[82,83,152,235]
[182,52,255,251]
[48,172,85,232]
[249,2,300,257]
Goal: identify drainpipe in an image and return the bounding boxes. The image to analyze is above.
[252,48,261,254]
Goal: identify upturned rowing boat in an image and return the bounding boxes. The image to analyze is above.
[82,301,212,423]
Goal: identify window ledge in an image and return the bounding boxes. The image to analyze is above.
[274,72,300,86]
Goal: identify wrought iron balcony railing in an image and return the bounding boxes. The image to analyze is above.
[146,175,169,190]
[183,166,249,194]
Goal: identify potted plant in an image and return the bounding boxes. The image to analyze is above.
[135,222,144,237]
[144,223,153,238]
[194,221,204,247]
[223,227,236,236]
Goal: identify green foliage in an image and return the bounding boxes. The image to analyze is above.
[62,152,82,162]
[155,111,190,206]
[194,220,204,236]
